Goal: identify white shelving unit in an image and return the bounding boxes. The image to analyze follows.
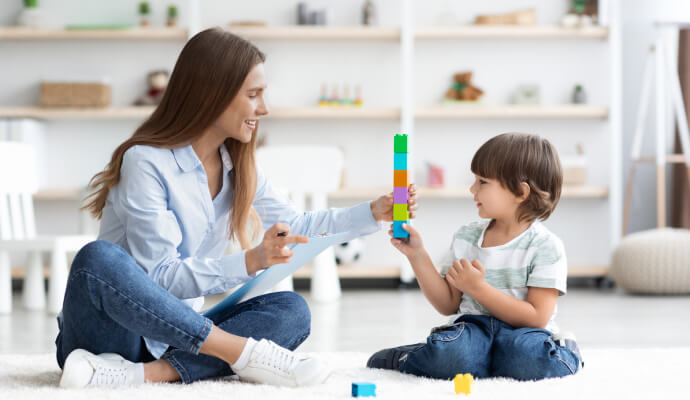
[1,0,622,282]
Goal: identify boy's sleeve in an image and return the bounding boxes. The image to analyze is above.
[437,244,456,276]
[526,236,568,295]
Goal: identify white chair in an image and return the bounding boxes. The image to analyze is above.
[0,142,94,314]
[256,145,344,302]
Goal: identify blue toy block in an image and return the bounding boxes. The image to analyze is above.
[393,221,409,238]
[352,382,376,397]
[394,153,407,170]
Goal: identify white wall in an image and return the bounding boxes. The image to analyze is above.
[2,0,676,270]
[620,0,690,233]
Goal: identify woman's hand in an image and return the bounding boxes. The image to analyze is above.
[370,183,418,221]
[445,259,486,295]
[245,223,308,275]
[389,222,425,260]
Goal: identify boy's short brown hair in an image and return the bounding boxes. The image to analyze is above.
[471,133,563,223]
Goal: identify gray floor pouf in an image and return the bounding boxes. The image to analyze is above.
[611,228,690,294]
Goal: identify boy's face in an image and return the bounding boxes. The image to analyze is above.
[469,175,522,221]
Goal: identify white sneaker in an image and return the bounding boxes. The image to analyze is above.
[233,339,331,387]
[59,349,144,388]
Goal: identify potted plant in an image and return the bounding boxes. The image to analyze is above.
[139,2,150,27]
[167,5,178,27]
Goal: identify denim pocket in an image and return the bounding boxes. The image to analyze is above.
[430,322,465,342]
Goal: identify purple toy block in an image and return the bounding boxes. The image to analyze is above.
[393,187,409,204]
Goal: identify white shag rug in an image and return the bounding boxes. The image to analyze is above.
[0,348,685,399]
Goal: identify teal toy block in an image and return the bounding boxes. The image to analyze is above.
[352,382,376,397]
[393,221,409,238]
[394,134,407,153]
[394,153,407,170]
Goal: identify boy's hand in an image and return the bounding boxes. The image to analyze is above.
[388,222,424,259]
[445,259,486,294]
[370,183,418,221]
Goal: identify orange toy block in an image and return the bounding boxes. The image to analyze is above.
[394,170,408,187]
[454,373,473,395]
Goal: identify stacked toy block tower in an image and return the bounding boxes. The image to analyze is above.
[393,134,409,238]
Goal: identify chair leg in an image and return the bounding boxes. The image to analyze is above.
[0,251,12,314]
[23,251,46,310]
[47,245,68,315]
[310,247,341,303]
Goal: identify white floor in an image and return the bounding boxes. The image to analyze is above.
[2,287,690,355]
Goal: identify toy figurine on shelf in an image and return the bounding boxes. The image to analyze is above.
[318,83,364,107]
[362,0,376,26]
[329,85,340,106]
[354,85,363,106]
[318,83,330,106]
[139,2,151,27]
[167,5,178,27]
[134,70,169,105]
[343,85,354,105]
[444,71,483,102]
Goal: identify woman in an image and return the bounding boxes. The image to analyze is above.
[55,28,418,388]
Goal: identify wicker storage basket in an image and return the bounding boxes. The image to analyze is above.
[40,82,111,108]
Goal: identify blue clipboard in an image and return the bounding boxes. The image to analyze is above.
[203,231,351,320]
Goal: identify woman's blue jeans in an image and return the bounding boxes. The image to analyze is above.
[55,240,311,384]
[399,314,581,380]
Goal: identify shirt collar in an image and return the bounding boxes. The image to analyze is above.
[172,145,201,173]
[219,143,234,172]
[172,143,234,173]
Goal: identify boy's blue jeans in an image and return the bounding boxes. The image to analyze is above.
[55,240,311,384]
[399,314,581,380]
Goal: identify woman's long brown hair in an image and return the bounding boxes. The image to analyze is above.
[83,28,265,249]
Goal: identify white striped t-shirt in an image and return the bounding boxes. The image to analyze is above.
[438,219,567,333]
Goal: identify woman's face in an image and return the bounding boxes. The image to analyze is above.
[213,63,269,143]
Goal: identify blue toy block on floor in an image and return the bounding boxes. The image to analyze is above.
[352,382,376,397]
[393,221,409,238]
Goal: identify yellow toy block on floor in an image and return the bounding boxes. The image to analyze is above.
[454,373,473,395]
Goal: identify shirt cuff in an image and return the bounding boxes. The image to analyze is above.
[219,250,254,282]
[349,201,381,235]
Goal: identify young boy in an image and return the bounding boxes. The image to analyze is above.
[367,133,583,381]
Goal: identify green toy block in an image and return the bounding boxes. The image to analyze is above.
[394,134,407,153]
[393,204,408,221]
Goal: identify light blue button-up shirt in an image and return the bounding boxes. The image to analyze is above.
[97,143,380,357]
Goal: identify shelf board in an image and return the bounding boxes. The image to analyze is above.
[35,185,609,202]
[34,188,85,201]
[415,105,609,120]
[227,25,400,40]
[327,185,609,200]
[0,106,399,120]
[0,26,187,40]
[0,106,155,119]
[415,25,609,40]
[0,26,188,40]
[0,105,607,120]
